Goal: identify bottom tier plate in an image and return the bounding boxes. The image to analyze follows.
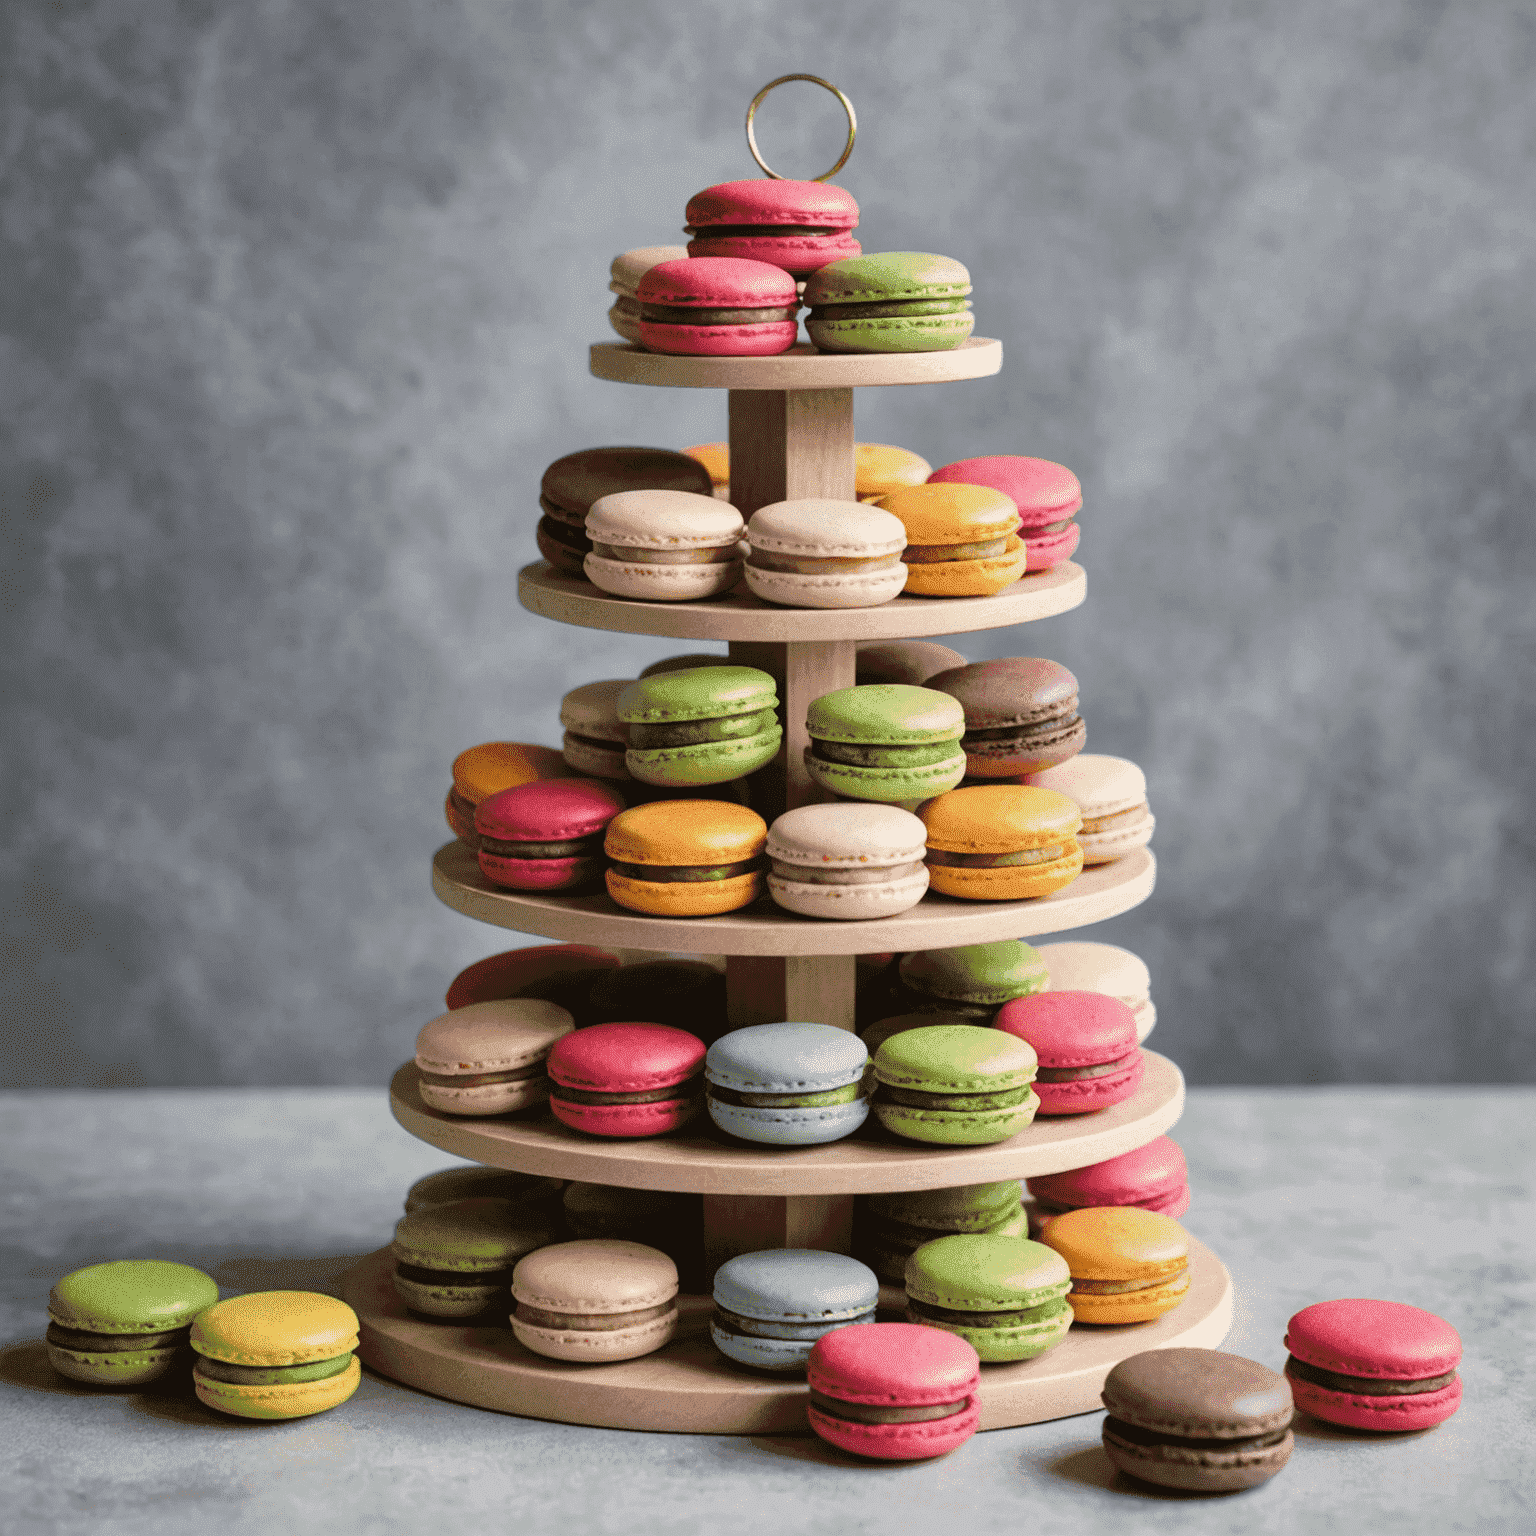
[341,1239,1232,1435]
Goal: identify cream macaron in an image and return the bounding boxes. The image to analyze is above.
[766,803,930,919]
[413,999,576,1116]
[559,678,632,779]
[510,1239,679,1362]
[1037,941,1156,1041]
[584,489,745,601]
[1026,754,1154,864]
[744,499,908,609]
[608,246,688,343]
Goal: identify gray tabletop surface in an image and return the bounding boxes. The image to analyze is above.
[3,1087,1531,1535]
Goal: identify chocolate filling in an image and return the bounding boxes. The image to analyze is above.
[1036,1053,1137,1083]
[517,1300,673,1332]
[564,728,626,750]
[418,1064,545,1088]
[707,1081,861,1109]
[808,1388,968,1425]
[1104,1416,1291,1453]
[1284,1357,1459,1397]
[479,836,597,859]
[965,714,1080,743]
[686,223,836,239]
[629,710,777,748]
[902,536,1009,564]
[609,859,762,884]
[394,1262,519,1288]
[926,845,1070,868]
[878,1082,1033,1112]
[640,303,800,326]
[551,1080,702,1106]
[811,739,960,768]
[907,1295,1067,1329]
[46,1322,188,1353]
[812,297,971,322]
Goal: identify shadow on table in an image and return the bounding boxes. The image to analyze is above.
[742,1432,955,1472]
[1048,1445,1238,1500]
[1290,1410,1436,1443]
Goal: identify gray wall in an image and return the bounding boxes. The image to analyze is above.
[4,0,1533,1088]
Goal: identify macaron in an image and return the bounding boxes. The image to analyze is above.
[584,490,746,601]
[855,443,934,502]
[704,1022,870,1146]
[896,940,1050,1022]
[511,1239,679,1362]
[993,991,1145,1116]
[1284,1299,1463,1431]
[546,1022,707,1138]
[876,483,1027,598]
[1025,1136,1190,1234]
[191,1292,360,1420]
[928,658,1085,778]
[765,803,929,920]
[618,667,782,787]
[712,1250,879,1372]
[445,943,621,1021]
[1102,1349,1295,1492]
[855,640,968,686]
[474,778,626,892]
[539,446,714,574]
[636,256,799,357]
[404,1166,565,1216]
[446,741,572,843]
[1040,1207,1191,1324]
[807,1323,980,1461]
[608,244,688,343]
[921,784,1084,900]
[587,958,729,1043]
[390,1197,560,1318]
[804,252,975,354]
[684,178,861,276]
[559,679,632,779]
[47,1260,220,1386]
[743,499,908,609]
[413,999,575,1116]
[804,684,966,803]
[563,1183,704,1293]
[1037,941,1156,1042]
[604,800,768,917]
[856,1181,1028,1285]
[860,1010,976,1057]
[681,442,731,499]
[928,455,1082,572]
[871,1025,1039,1145]
[904,1234,1073,1362]
[1026,754,1155,864]
[638,651,735,677]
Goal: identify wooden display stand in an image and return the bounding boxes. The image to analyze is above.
[344,339,1233,1431]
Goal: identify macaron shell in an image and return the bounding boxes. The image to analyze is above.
[478,851,604,892]
[638,319,798,357]
[873,1093,1039,1145]
[1102,1426,1294,1492]
[194,1356,361,1420]
[898,941,1050,1007]
[191,1293,360,1369]
[686,231,861,276]
[1069,1268,1192,1324]
[712,1321,868,1372]
[537,520,591,573]
[925,850,1084,901]
[639,255,801,308]
[1284,1298,1463,1380]
[452,742,573,803]
[512,1307,679,1362]
[807,1400,980,1460]
[625,727,781,786]
[475,778,627,843]
[1041,1207,1190,1284]
[960,716,1087,778]
[445,788,477,844]
[584,549,745,600]
[549,1095,701,1138]
[561,734,630,780]
[807,310,974,355]
[47,1341,186,1386]
[1284,1371,1462,1432]
[855,640,968,686]
[805,747,967,804]
[1022,520,1081,571]
[685,178,859,230]
[607,302,642,344]
[922,785,1083,854]
[605,867,765,916]
[744,562,908,609]
[49,1260,221,1335]
[1026,1136,1187,1211]
[609,245,690,296]
[1032,1052,1144,1115]
[585,489,745,548]
[392,1271,510,1318]
[905,1299,1072,1363]
[416,1074,549,1117]
[541,447,715,519]
[707,1095,869,1146]
[899,533,1028,596]
[415,999,576,1077]
[767,866,928,920]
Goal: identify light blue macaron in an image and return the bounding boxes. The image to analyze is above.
[711,1249,879,1372]
[705,1023,870,1146]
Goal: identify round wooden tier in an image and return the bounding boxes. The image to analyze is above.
[342,1238,1232,1434]
[389,1051,1183,1195]
[517,560,1085,642]
[432,842,1154,955]
[590,337,1003,390]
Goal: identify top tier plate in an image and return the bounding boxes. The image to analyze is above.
[590,338,1003,390]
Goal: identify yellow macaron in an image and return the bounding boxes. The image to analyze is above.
[855,443,933,502]
[876,483,1028,596]
[1039,1207,1191,1324]
[604,800,768,916]
[921,785,1083,900]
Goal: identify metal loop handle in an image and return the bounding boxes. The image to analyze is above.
[745,75,857,182]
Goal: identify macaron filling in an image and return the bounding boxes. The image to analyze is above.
[748,548,903,575]
[628,710,779,748]
[770,859,924,885]
[808,1390,969,1425]
[639,301,799,327]
[1073,1268,1190,1296]
[1283,1357,1458,1396]
[1081,802,1151,834]
[46,1322,189,1355]
[1102,1416,1291,1454]
[608,858,763,883]
[590,540,740,565]
[811,738,959,768]
[707,1082,862,1109]
[516,1300,674,1331]
[926,845,1070,867]
[906,1295,1069,1329]
[551,1077,704,1106]
[416,1062,545,1090]
[1035,1053,1140,1082]
[902,535,1009,564]
[194,1353,355,1387]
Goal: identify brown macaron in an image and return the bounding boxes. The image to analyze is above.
[928,658,1085,778]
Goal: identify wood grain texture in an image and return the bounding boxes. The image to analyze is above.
[387,1050,1184,1194]
[589,337,1003,390]
[342,1237,1232,1433]
[727,389,856,516]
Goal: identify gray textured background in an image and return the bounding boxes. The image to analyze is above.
[4,0,1533,1088]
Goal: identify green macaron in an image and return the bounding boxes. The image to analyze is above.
[857,1180,1028,1284]
[897,941,1050,1022]
[618,666,782,787]
[47,1260,220,1386]
[390,1197,560,1318]
[872,1025,1039,1145]
[804,253,976,354]
[904,1234,1073,1362]
[805,685,966,803]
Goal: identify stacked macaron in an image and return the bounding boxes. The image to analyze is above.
[475,778,627,892]
[446,741,571,844]
[994,991,1145,1115]
[929,455,1082,572]
[894,940,1049,1022]
[684,178,861,276]
[604,800,768,918]
[546,1022,707,1138]
[607,245,688,342]
[928,658,1085,778]
[584,490,746,601]
[804,254,974,354]
[856,1180,1028,1285]
[1041,1207,1191,1324]
[876,483,1027,597]
[1026,1136,1190,1235]
[704,1022,869,1146]
[558,680,632,780]
[538,446,714,575]
[1027,754,1155,864]
[904,1234,1073,1362]
[1037,940,1156,1041]
[871,1024,1039,1145]
[635,257,800,357]
[618,667,782,788]
[414,999,575,1117]
[804,685,967,804]
[511,1240,679,1362]
[921,784,1084,900]
[711,1250,878,1372]
[765,803,929,919]
[445,943,620,1025]
[390,1196,560,1318]
[743,499,908,609]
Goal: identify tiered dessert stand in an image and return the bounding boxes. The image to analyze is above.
[341,338,1233,1433]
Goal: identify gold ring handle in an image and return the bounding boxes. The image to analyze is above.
[745,75,857,182]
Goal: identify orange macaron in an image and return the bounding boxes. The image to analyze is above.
[604,800,768,916]
[921,785,1084,900]
[446,742,572,843]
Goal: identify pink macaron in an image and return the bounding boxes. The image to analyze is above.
[636,258,799,357]
[1025,1135,1190,1235]
[992,991,1143,1115]
[474,779,627,892]
[684,179,861,277]
[546,1023,707,1139]
[807,1322,980,1461]
[928,456,1082,571]
[1284,1300,1463,1432]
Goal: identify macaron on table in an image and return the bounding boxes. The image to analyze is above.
[345,77,1230,1439]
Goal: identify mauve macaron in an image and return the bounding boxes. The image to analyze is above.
[855,640,968,686]
[1026,1136,1190,1235]
[584,490,746,601]
[765,802,929,920]
[1026,754,1154,864]
[928,456,1082,572]
[414,999,576,1116]
[993,991,1144,1115]
[559,679,632,780]
[928,658,1085,778]
[474,778,627,892]
[744,499,908,609]
[637,257,799,357]
[511,1239,679,1362]
[546,1022,707,1138]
